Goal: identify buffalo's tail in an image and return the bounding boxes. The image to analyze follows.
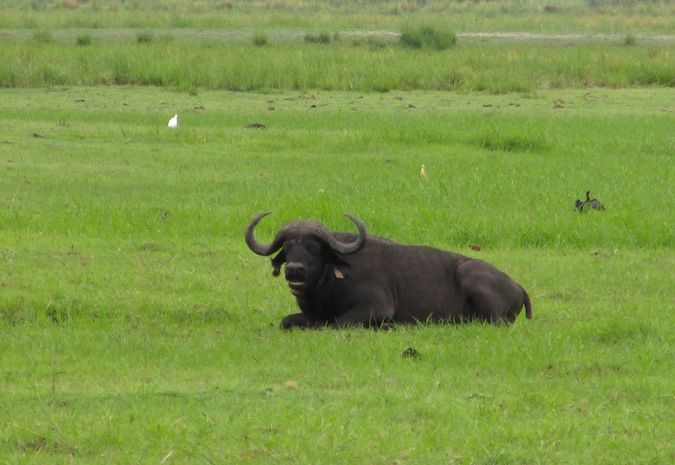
[522,288,532,319]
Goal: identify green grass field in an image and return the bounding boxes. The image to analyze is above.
[1,86,673,464]
[1,1,674,464]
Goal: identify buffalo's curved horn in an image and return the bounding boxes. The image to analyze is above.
[324,214,367,255]
[245,212,284,256]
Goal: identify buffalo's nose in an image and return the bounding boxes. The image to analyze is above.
[285,262,305,275]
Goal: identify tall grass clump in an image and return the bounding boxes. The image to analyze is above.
[624,32,637,46]
[351,36,386,49]
[476,130,547,153]
[32,30,53,43]
[305,31,332,44]
[252,32,268,46]
[400,23,457,50]
[365,35,390,49]
[76,33,91,46]
[136,30,153,44]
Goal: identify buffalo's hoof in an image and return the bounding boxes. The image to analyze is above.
[280,313,318,330]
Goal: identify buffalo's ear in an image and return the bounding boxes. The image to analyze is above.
[270,250,286,277]
[330,253,351,279]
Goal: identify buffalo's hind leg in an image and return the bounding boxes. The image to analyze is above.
[457,261,523,324]
[502,300,525,324]
[465,291,510,324]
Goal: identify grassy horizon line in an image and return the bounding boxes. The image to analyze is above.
[0,40,672,93]
[1,0,674,33]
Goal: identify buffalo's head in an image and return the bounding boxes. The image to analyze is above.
[245,213,367,297]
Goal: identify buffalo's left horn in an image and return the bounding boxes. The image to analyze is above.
[245,212,284,256]
[324,214,367,255]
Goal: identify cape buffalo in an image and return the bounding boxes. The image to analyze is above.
[245,213,532,329]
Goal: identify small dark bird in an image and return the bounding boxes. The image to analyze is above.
[575,191,606,212]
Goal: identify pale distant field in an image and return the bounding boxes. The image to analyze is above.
[1,1,673,464]
[1,0,673,33]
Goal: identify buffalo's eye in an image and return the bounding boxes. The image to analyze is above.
[304,241,322,255]
[283,240,298,252]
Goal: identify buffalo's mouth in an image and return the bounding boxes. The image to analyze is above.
[287,280,307,295]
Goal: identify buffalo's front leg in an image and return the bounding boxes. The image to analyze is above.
[280,313,327,330]
[333,304,395,328]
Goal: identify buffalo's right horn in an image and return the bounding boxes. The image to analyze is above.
[245,212,284,256]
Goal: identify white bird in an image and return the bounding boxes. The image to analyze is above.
[168,114,179,128]
[420,163,428,181]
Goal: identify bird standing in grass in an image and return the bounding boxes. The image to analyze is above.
[575,190,605,212]
[420,164,428,181]
[168,114,179,129]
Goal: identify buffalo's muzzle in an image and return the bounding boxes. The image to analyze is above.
[285,262,307,295]
[285,262,305,275]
